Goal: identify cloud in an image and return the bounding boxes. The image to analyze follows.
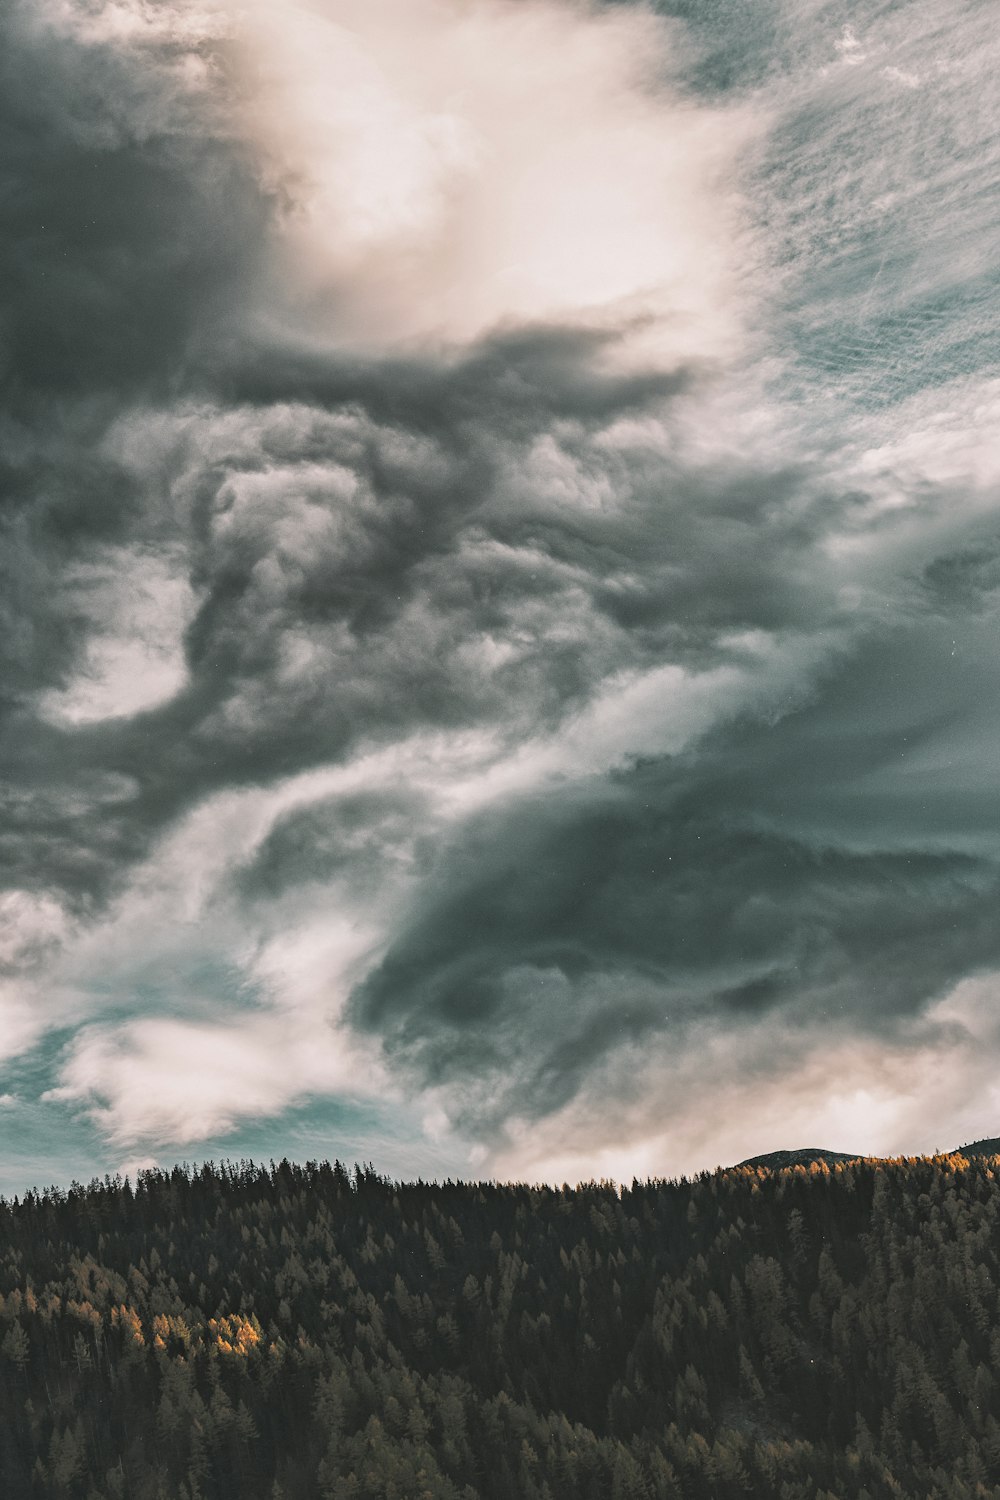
[0,892,80,1065]
[38,549,196,725]
[117,1156,159,1181]
[0,1,266,401]
[348,720,1000,1143]
[1,0,999,1188]
[237,0,759,362]
[46,1008,382,1148]
[487,1018,983,1184]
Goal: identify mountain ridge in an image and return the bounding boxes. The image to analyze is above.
[736,1136,1000,1171]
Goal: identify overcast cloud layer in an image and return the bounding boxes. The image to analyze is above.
[1,0,999,1194]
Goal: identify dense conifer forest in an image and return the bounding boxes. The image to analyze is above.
[4,1152,1000,1498]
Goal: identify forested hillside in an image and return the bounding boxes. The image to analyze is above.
[3,1154,1000,1498]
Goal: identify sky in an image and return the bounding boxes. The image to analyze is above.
[1,0,999,1196]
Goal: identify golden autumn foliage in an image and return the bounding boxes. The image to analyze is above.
[151,1314,193,1352]
[207,1313,263,1357]
[106,1306,264,1356]
[110,1303,144,1347]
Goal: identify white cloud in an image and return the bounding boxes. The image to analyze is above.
[0,889,71,967]
[37,0,227,49]
[835,24,865,64]
[39,548,196,726]
[47,1009,385,1147]
[238,0,761,365]
[0,985,51,1068]
[117,1156,159,1182]
[0,892,78,1065]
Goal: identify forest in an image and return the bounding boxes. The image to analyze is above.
[3,1150,1000,1498]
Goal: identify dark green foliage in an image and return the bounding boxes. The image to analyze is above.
[2,1152,1000,1497]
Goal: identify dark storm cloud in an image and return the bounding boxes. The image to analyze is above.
[217,324,691,435]
[0,4,269,402]
[4,0,1000,1179]
[0,6,718,869]
[0,3,830,933]
[235,788,430,901]
[0,1,272,904]
[921,542,1000,616]
[0,252,824,919]
[350,632,1000,1136]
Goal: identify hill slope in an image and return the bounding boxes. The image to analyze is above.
[734,1146,864,1170]
[3,1155,1000,1498]
[956,1136,1000,1158]
[735,1139,1000,1170]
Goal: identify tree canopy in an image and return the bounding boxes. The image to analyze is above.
[2,1152,1000,1497]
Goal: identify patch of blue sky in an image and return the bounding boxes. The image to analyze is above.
[0,1073,465,1199]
